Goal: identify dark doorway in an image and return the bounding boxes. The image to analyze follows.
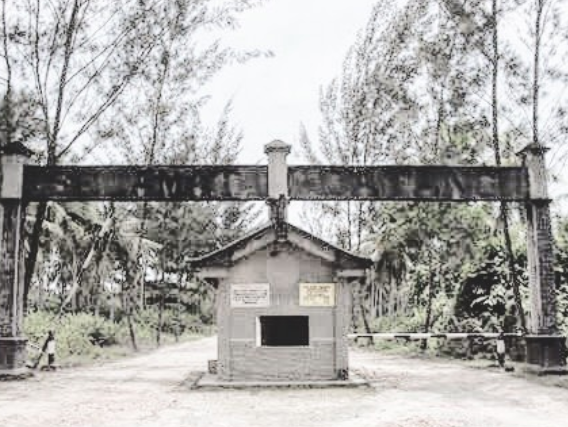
[259,316,309,346]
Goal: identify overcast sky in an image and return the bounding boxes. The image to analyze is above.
[201,0,378,165]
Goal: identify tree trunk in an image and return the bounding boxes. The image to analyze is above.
[422,267,435,351]
[175,274,183,342]
[533,0,543,147]
[491,0,501,166]
[157,293,164,348]
[490,0,527,332]
[122,263,138,351]
[371,278,377,317]
[125,293,138,352]
[1,0,13,146]
[358,301,374,346]
[23,202,48,312]
[126,311,138,351]
[501,205,528,332]
[378,287,383,318]
[388,268,394,317]
[38,274,45,310]
[350,287,359,332]
[110,296,115,322]
[397,278,403,316]
[94,294,100,318]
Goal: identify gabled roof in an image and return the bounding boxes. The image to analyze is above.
[187,221,372,271]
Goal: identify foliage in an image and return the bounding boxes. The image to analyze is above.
[370,315,425,334]
[24,309,209,365]
[132,308,210,336]
[25,311,119,360]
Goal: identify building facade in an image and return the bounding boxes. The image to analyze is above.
[191,222,371,381]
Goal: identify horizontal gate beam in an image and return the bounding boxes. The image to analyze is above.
[23,165,268,202]
[22,164,530,202]
[289,165,529,201]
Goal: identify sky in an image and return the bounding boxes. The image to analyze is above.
[200,0,379,165]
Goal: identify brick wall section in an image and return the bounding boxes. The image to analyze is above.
[229,341,335,381]
[216,244,352,381]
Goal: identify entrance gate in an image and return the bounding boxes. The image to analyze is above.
[0,139,564,376]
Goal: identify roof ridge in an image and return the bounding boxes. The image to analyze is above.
[286,222,370,262]
[187,220,371,265]
[186,221,272,263]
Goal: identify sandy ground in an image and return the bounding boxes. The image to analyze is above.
[1,337,567,427]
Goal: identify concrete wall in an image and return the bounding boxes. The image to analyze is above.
[216,243,351,381]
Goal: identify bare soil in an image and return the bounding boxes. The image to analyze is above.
[1,337,567,427]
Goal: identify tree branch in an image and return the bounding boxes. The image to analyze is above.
[49,0,81,163]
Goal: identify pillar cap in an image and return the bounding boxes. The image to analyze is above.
[517,142,550,157]
[264,139,291,155]
[0,141,34,158]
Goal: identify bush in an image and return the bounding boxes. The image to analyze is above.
[129,308,210,337]
[23,309,210,366]
[24,312,120,360]
[369,314,426,334]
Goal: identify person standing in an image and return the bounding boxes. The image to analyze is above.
[46,331,56,370]
[496,331,506,369]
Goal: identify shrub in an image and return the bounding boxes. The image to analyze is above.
[23,308,211,366]
[24,312,120,359]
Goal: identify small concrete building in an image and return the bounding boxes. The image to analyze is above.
[191,221,371,381]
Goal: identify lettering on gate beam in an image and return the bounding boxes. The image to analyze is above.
[22,165,269,201]
[288,166,530,201]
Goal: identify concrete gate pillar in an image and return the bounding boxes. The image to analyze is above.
[264,140,291,241]
[0,142,32,379]
[518,143,566,370]
[264,139,291,202]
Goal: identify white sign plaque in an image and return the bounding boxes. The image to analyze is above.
[230,283,270,307]
[299,283,336,307]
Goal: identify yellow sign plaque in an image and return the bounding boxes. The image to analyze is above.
[299,283,336,307]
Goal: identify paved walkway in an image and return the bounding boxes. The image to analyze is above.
[1,337,567,427]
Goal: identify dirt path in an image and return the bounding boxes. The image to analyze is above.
[1,337,567,427]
